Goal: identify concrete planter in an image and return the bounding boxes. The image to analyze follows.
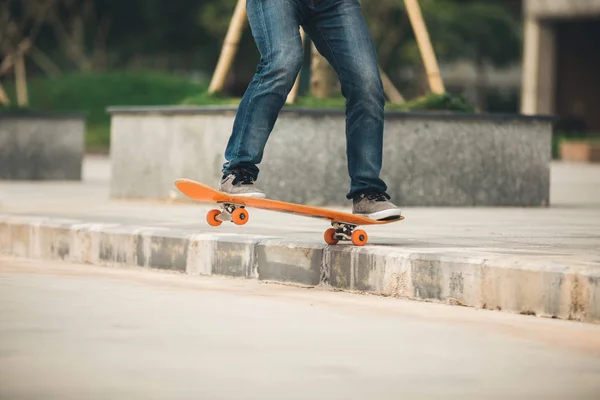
[107,105,553,207]
[0,110,85,180]
[560,140,600,163]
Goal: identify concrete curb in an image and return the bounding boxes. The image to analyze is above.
[1,214,598,324]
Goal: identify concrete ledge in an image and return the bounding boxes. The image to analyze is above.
[107,105,553,206]
[107,105,555,122]
[0,112,85,180]
[1,215,598,324]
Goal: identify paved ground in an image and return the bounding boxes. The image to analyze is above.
[1,156,599,322]
[1,156,599,259]
[1,257,600,400]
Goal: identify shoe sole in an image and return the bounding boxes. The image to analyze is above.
[221,191,267,199]
[355,208,402,221]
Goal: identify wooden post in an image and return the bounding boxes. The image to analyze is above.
[208,0,248,94]
[403,0,445,94]
[310,42,339,99]
[379,67,405,104]
[286,28,307,104]
[0,39,32,77]
[0,83,10,105]
[15,51,28,106]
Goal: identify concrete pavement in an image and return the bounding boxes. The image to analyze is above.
[0,156,599,322]
[1,258,600,400]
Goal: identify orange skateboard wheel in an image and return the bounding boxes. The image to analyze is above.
[207,209,222,226]
[232,208,249,225]
[351,229,368,246]
[324,228,339,245]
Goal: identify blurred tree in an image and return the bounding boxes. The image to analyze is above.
[310,41,339,99]
[198,0,238,40]
[1,0,58,105]
[363,0,521,104]
[361,0,406,70]
[294,0,521,102]
[8,0,521,106]
[426,0,521,109]
[399,0,521,67]
[97,0,208,71]
[9,0,219,73]
[45,0,113,71]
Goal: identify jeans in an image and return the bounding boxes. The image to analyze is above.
[222,0,387,200]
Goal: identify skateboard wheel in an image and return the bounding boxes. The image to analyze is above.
[351,229,368,246]
[324,228,339,245]
[207,209,222,226]
[232,208,249,225]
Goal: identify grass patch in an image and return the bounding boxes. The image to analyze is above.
[2,73,475,152]
[386,92,476,112]
[180,91,241,106]
[182,91,476,112]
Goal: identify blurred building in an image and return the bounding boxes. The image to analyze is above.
[521,0,600,132]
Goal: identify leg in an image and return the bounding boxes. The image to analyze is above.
[222,0,306,181]
[302,0,387,200]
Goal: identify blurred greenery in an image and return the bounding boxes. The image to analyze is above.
[386,92,476,112]
[4,0,521,94]
[2,71,207,150]
[6,68,589,161]
[1,0,524,151]
[417,0,521,67]
[184,91,475,111]
[1,72,476,151]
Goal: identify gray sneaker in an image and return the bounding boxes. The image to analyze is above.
[352,192,402,220]
[219,169,266,198]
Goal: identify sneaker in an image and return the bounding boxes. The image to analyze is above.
[352,191,402,220]
[219,169,266,198]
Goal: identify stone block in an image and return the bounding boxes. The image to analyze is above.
[108,108,233,199]
[137,229,189,272]
[256,240,323,285]
[0,112,85,180]
[107,106,553,206]
[210,235,258,278]
[186,234,259,278]
[97,225,141,266]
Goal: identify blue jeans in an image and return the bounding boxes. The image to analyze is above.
[222,0,387,200]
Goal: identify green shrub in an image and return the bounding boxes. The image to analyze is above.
[181,91,476,112]
[388,92,476,112]
[2,72,476,151]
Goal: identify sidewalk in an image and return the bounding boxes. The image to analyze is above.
[1,156,599,323]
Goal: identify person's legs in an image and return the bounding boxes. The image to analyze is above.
[302,0,387,198]
[301,0,400,218]
[220,0,307,197]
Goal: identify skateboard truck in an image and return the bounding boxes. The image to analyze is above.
[325,222,368,246]
[207,203,249,226]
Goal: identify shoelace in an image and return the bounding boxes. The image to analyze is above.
[231,169,255,185]
[364,192,391,202]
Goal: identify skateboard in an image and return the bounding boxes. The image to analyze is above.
[174,178,404,246]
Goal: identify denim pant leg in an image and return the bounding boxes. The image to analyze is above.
[302,0,388,199]
[222,0,305,179]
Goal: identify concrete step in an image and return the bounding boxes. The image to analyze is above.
[2,213,599,323]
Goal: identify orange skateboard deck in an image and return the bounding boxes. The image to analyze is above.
[174,178,404,246]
